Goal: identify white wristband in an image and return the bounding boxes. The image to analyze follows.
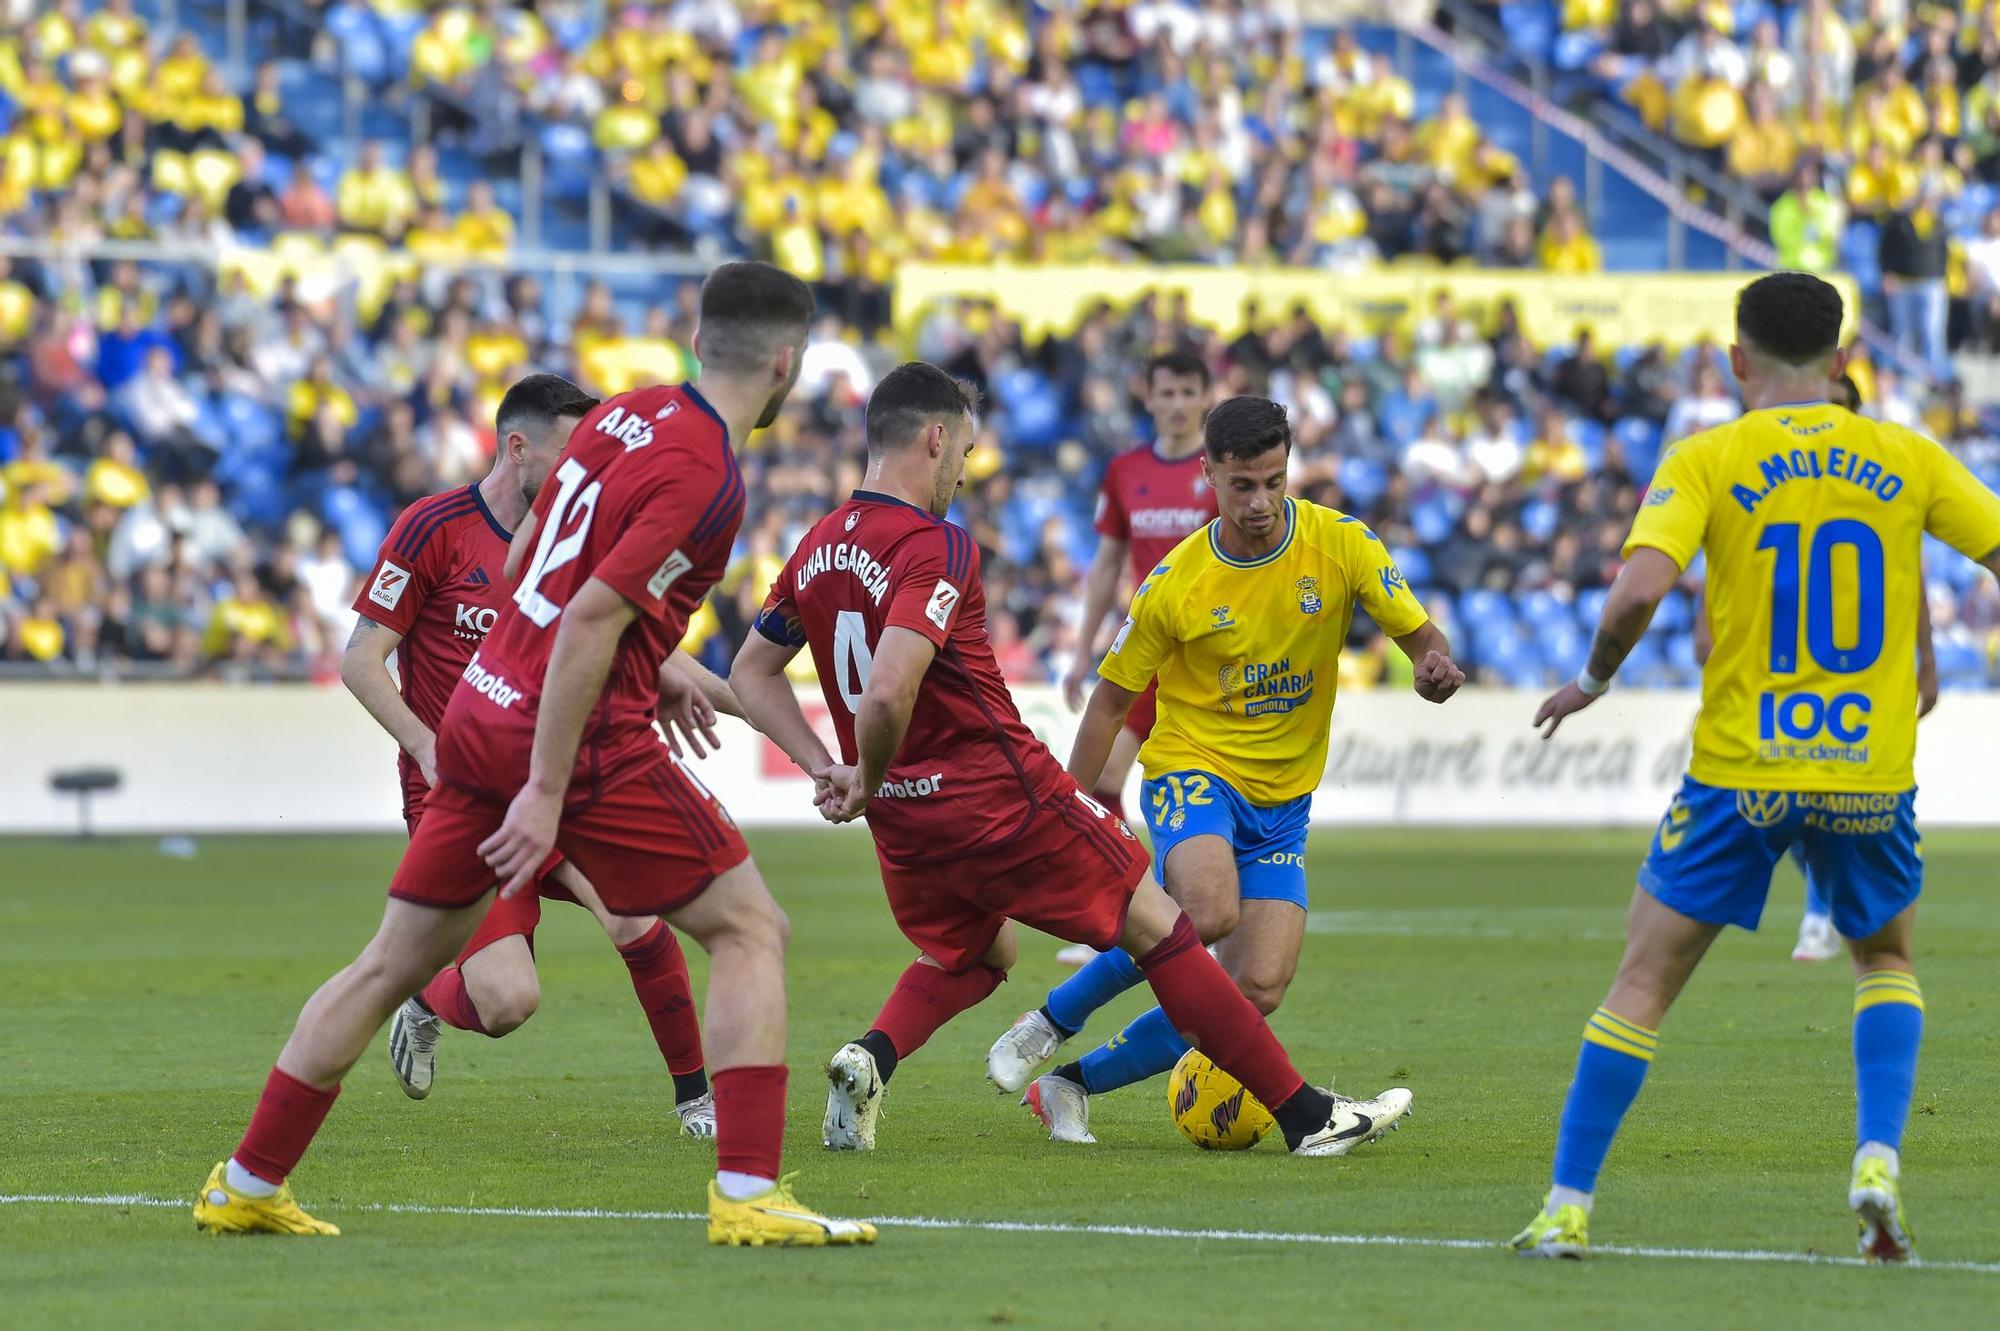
[1576,669,1611,697]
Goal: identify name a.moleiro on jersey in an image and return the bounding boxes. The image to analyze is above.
[795,541,891,604]
[461,653,524,709]
[1730,446,1906,513]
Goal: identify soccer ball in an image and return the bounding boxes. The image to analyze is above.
[1166,1049,1274,1150]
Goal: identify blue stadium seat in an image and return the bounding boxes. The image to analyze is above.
[1615,416,1663,481]
[1576,586,1611,626]
[1521,497,1559,544]
[1411,493,1456,545]
[1338,457,1389,509]
[1391,545,1432,585]
[1651,589,1692,633]
[325,3,390,86]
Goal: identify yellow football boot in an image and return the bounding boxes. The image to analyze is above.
[1850,1156,1913,1263]
[193,1161,340,1236]
[1509,1194,1588,1259]
[707,1174,877,1247]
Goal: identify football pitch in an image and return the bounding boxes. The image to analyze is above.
[5,827,1999,1329]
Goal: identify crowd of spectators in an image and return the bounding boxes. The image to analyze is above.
[1553,0,2000,377]
[4,3,2000,690]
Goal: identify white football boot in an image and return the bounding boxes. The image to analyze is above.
[1288,1086,1414,1157]
[1022,1074,1095,1143]
[676,1090,718,1140]
[1792,912,1841,962]
[987,1010,1066,1093]
[1055,944,1100,967]
[823,1042,886,1150]
[387,997,442,1100]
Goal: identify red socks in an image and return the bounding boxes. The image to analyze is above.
[233,1066,340,1186]
[870,961,1005,1064]
[713,1065,787,1180]
[618,921,708,1100]
[418,966,490,1035]
[1136,913,1306,1111]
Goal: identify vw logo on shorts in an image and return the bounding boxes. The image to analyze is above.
[1735,790,1791,828]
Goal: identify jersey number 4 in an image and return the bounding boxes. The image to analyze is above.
[833,609,873,713]
[514,457,601,628]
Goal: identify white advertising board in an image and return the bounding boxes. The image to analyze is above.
[0,684,1989,834]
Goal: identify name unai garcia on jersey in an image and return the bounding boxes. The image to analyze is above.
[794,540,892,604]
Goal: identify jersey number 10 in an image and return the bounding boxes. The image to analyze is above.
[1755,519,1884,674]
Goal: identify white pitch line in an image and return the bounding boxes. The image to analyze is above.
[5,1192,1998,1275]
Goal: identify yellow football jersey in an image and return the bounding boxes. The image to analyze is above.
[1626,403,2000,792]
[1100,496,1431,804]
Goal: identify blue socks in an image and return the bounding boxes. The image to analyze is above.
[1551,1007,1658,1195]
[1071,1006,1190,1094]
[1043,947,1145,1036]
[1853,971,1924,1150]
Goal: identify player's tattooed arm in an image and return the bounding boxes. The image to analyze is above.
[339,615,438,785]
[1534,548,1679,738]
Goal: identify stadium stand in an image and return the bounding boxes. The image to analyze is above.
[3,1,1999,690]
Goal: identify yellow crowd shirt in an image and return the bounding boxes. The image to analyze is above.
[1626,404,2000,792]
[1099,496,1431,804]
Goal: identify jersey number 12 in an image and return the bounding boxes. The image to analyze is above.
[514,457,602,628]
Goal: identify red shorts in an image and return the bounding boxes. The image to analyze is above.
[391,754,748,918]
[1124,679,1161,739]
[877,784,1149,974]
[404,799,571,961]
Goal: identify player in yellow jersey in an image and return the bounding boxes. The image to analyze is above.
[987,396,1465,1143]
[1510,273,2000,1263]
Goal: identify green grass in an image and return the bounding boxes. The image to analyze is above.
[5,828,2000,1329]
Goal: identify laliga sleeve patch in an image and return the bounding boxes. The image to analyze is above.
[648,549,693,598]
[1109,617,1134,654]
[926,579,961,630]
[369,560,412,610]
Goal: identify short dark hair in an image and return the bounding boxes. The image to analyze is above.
[1146,348,1211,391]
[1736,271,1844,367]
[696,261,816,373]
[865,361,980,451]
[1833,372,1862,410]
[1203,395,1292,462]
[495,372,599,439]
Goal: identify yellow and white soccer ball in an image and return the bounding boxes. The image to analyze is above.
[1166,1049,1275,1150]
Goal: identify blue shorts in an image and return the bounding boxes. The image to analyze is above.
[1638,777,1921,940]
[1141,769,1311,910]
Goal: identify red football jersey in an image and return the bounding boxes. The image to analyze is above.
[435,383,745,800]
[1093,444,1215,578]
[352,483,515,817]
[758,490,1070,866]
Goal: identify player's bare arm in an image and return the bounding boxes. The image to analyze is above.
[1916,592,1938,718]
[1390,621,1465,704]
[655,657,722,759]
[1062,536,1129,711]
[728,631,837,782]
[668,647,743,719]
[1534,548,1681,738]
[339,617,438,786]
[824,625,938,823]
[1067,677,1140,793]
[479,576,636,895]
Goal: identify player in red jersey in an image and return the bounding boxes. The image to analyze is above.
[1055,351,1215,964]
[730,362,1398,1158]
[196,262,876,1247]
[340,373,717,1135]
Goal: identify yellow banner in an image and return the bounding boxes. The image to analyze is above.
[893,264,1861,352]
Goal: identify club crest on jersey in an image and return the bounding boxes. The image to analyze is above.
[846,510,859,531]
[1295,577,1322,615]
[926,580,960,630]
[369,560,411,610]
[1210,605,1236,629]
